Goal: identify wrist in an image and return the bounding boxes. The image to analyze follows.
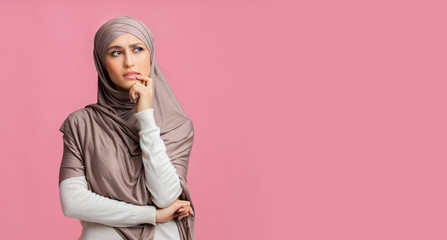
[136,104,152,113]
[135,96,152,113]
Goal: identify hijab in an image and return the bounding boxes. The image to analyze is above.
[58,16,195,240]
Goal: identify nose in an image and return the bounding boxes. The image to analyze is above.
[123,53,134,68]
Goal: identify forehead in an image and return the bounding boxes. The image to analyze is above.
[109,33,145,46]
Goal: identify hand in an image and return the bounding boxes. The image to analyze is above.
[155,199,194,223]
[176,200,194,221]
[129,75,153,113]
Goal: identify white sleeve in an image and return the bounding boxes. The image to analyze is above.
[59,176,157,227]
[134,108,183,208]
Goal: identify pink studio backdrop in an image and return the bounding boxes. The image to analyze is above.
[0,0,446,239]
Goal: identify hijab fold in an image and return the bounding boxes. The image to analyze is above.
[59,16,195,240]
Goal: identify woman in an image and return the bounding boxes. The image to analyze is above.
[58,16,196,240]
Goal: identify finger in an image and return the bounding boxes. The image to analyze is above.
[181,211,190,217]
[135,75,150,81]
[175,203,189,214]
[189,208,194,216]
[138,76,153,88]
[175,200,190,208]
[130,83,140,101]
[135,75,149,85]
[129,89,135,102]
[178,212,190,220]
[182,206,190,213]
[133,89,138,101]
[133,83,149,95]
[178,206,190,216]
[133,81,146,89]
[134,86,144,96]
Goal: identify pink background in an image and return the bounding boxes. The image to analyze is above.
[1,0,446,239]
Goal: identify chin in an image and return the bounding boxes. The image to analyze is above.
[114,84,131,91]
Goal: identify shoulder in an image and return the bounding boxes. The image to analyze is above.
[59,108,95,134]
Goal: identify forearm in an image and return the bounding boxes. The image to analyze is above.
[135,108,182,208]
[59,176,156,227]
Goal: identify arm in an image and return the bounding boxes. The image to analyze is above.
[59,175,157,227]
[134,108,183,208]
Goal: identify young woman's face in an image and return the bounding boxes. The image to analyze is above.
[104,33,151,91]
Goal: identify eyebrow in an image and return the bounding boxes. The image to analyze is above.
[107,43,144,51]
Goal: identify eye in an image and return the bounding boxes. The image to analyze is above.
[111,50,121,56]
[135,47,144,52]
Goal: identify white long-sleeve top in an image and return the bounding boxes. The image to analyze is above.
[136,108,183,208]
[59,108,183,240]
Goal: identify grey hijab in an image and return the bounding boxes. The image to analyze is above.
[59,16,195,239]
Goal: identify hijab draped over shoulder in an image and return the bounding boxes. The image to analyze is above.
[58,16,195,240]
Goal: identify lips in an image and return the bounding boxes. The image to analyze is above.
[123,71,140,79]
[123,71,140,76]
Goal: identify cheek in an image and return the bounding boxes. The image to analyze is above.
[106,61,120,76]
